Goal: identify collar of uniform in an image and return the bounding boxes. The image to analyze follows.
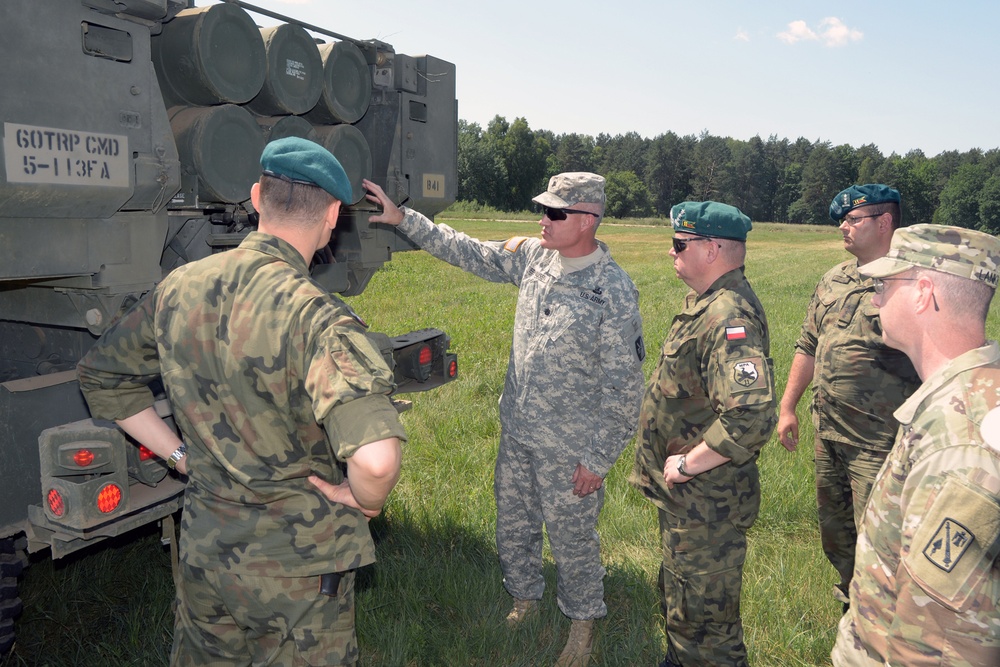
[893,341,1000,426]
[239,231,311,276]
[541,239,612,284]
[684,266,748,312]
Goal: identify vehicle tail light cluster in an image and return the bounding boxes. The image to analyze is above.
[38,421,130,529]
[389,328,459,394]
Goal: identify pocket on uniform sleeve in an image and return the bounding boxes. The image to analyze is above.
[903,476,1000,612]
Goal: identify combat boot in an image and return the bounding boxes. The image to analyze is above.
[555,619,594,667]
[504,598,538,627]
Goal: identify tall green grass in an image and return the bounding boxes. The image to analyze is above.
[4,221,997,666]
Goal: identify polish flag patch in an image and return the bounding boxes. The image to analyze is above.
[725,326,747,341]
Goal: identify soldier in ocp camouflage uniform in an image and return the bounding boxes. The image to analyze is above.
[831,224,1000,667]
[364,173,645,667]
[630,202,776,667]
[78,138,406,666]
[777,184,919,607]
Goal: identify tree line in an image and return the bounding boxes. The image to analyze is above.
[457,116,1000,231]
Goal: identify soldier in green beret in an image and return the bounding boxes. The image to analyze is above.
[832,224,1000,667]
[777,184,919,609]
[630,201,776,667]
[78,137,406,666]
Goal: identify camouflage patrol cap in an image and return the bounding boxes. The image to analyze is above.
[671,201,752,241]
[532,172,606,207]
[858,224,1000,289]
[829,184,900,222]
[260,136,352,203]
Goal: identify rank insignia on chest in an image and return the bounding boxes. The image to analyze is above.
[923,518,974,573]
[725,326,746,341]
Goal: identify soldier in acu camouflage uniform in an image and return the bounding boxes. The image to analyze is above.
[364,173,645,667]
[630,201,776,667]
[831,224,1000,667]
[777,184,919,608]
[77,137,406,667]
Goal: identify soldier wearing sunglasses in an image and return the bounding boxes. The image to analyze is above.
[363,172,645,666]
[630,201,775,667]
[831,224,1000,666]
[777,184,919,611]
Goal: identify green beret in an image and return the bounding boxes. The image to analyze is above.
[858,224,1000,289]
[829,184,900,221]
[670,201,752,241]
[259,136,352,203]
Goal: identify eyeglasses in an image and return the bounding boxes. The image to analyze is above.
[842,212,884,226]
[872,277,917,294]
[672,237,717,253]
[542,206,597,221]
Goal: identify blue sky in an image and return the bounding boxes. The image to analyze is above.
[206,1,999,157]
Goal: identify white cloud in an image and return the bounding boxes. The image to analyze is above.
[735,28,750,42]
[778,18,863,47]
[819,17,863,47]
[777,20,817,44]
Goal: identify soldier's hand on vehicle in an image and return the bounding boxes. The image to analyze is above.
[571,463,603,497]
[777,409,799,452]
[362,179,405,226]
[308,474,381,520]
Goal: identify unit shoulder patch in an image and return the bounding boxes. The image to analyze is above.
[904,476,1000,611]
[727,355,768,394]
[922,518,974,573]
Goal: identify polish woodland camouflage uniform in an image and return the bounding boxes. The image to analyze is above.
[631,202,776,667]
[396,189,645,620]
[78,140,405,666]
[796,257,918,600]
[832,224,1000,667]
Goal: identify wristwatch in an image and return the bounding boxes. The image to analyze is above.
[166,444,187,470]
[676,454,694,478]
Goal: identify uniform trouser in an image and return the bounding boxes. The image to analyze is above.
[830,612,885,667]
[171,562,357,666]
[494,431,607,620]
[658,507,755,667]
[814,439,888,599]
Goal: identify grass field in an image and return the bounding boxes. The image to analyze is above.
[4,220,998,666]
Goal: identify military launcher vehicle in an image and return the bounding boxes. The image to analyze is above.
[0,0,458,653]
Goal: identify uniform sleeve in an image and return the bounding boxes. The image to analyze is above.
[306,318,407,461]
[77,290,161,421]
[580,284,646,477]
[885,446,1000,666]
[399,208,531,285]
[794,278,826,357]
[701,318,777,465]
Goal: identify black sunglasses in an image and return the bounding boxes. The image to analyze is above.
[542,205,596,221]
[672,237,717,253]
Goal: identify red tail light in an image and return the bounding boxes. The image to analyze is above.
[73,449,95,467]
[97,483,123,513]
[47,488,65,517]
[137,444,156,461]
[448,358,458,378]
[418,345,432,365]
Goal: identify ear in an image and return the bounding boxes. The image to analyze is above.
[705,239,722,263]
[878,213,893,235]
[326,199,342,230]
[913,274,937,314]
[250,181,261,212]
